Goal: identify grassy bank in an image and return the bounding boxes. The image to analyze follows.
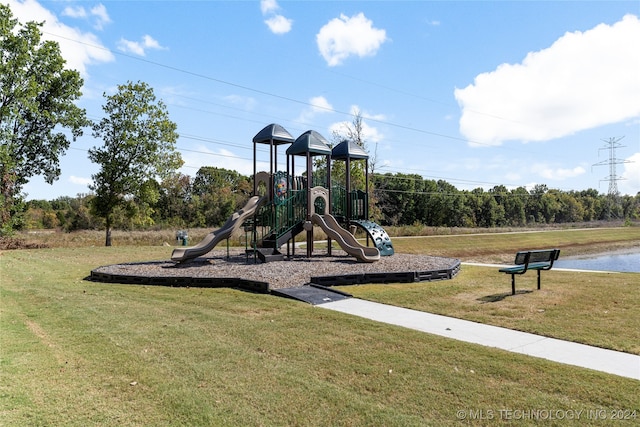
[1,230,639,426]
[391,226,640,263]
[5,220,637,251]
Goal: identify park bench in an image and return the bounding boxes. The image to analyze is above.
[499,249,561,295]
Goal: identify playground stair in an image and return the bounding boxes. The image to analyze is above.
[260,221,304,251]
[251,248,285,263]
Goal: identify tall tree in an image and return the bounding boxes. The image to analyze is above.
[506,187,528,226]
[0,5,87,235]
[330,110,368,191]
[88,81,182,246]
[157,172,195,227]
[192,167,251,226]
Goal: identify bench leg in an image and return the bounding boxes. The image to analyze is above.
[511,274,516,295]
[537,270,541,290]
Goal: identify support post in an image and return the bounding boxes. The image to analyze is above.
[326,153,332,256]
[306,152,313,258]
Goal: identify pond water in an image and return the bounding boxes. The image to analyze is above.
[554,250,640,273]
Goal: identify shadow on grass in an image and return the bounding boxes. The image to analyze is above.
[477,289,533,303]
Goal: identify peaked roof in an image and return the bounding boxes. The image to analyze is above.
[286,130,332,156]
[252,123,295,145]
[331,139,369,160]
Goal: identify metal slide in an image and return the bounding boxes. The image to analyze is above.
[171,195,267,262]
[311,213,380,263]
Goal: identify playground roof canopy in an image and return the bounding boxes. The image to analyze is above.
[252,123,295,145]
[287,130,332,156]
[331,139,369,160]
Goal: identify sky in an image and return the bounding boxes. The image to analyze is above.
[8,0,640,200]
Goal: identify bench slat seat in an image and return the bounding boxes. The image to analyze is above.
[499,249,560,295]
[527,261,555,270]
[498,265,527,274]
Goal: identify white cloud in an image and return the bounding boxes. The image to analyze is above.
[141,35,162,50]
[455,14,640,146]
[61,5,87,19]
[90,4,111,30]
[296,96,333,124]
[260,0,278,15]
[69,176,92,186]
[265,15,292,34]
[117,39,144,56]
[62,3,111,30]
[180,145,263,177]
[619,152,640,195]
[224,94,257,111]
[8,0,114,76]
[329,105,384,144]
[537,165,586,181]
[357,106,387,123]
[117,35,166,56]
[309,96,333,114]
[505,172,521,182]
[260,0,292,35]
[316,13,388,67]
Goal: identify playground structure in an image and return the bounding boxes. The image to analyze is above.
[171,124,394,263]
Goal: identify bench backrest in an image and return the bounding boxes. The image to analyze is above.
[514,249,560,265]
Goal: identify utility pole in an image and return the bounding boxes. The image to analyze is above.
[593,136,630,218]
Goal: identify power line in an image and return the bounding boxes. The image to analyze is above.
[43,30,523,150]
[373,166,510,188]
[37,29,579,193]
[372,187,539,198]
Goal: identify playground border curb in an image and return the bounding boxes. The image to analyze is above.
[88,260,461,296]
[89,268,270,294]
[310,260,461,287]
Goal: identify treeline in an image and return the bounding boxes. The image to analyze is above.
[24,167,251,231]
[374,173,639,227]
[23,167,640,231]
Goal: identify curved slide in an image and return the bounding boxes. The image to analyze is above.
[311,213,380,263]
[171,195,267,262]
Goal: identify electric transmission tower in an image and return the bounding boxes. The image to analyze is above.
[593,136,631,219]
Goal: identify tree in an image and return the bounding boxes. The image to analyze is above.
[0,5,87,235]
[330,110,368,191]
[157,172,195,227]
[375,172,412,226]
[88,81,182,246]
[506,187,528,226]
[433,180,466,227]
[576,189,603,221]
[191,167,252,226]
[526,184,548,223]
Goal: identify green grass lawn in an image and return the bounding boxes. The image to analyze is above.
[338,267,640,354]
[1,231,639,426]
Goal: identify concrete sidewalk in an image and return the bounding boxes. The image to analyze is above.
[319,298,640,381]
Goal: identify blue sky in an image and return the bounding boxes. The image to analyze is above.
[10,0,640,200]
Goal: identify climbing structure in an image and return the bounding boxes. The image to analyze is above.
[331,139,394,256]
[176,123,393,263]
[249,123,394,262]
[286,130,332,257]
